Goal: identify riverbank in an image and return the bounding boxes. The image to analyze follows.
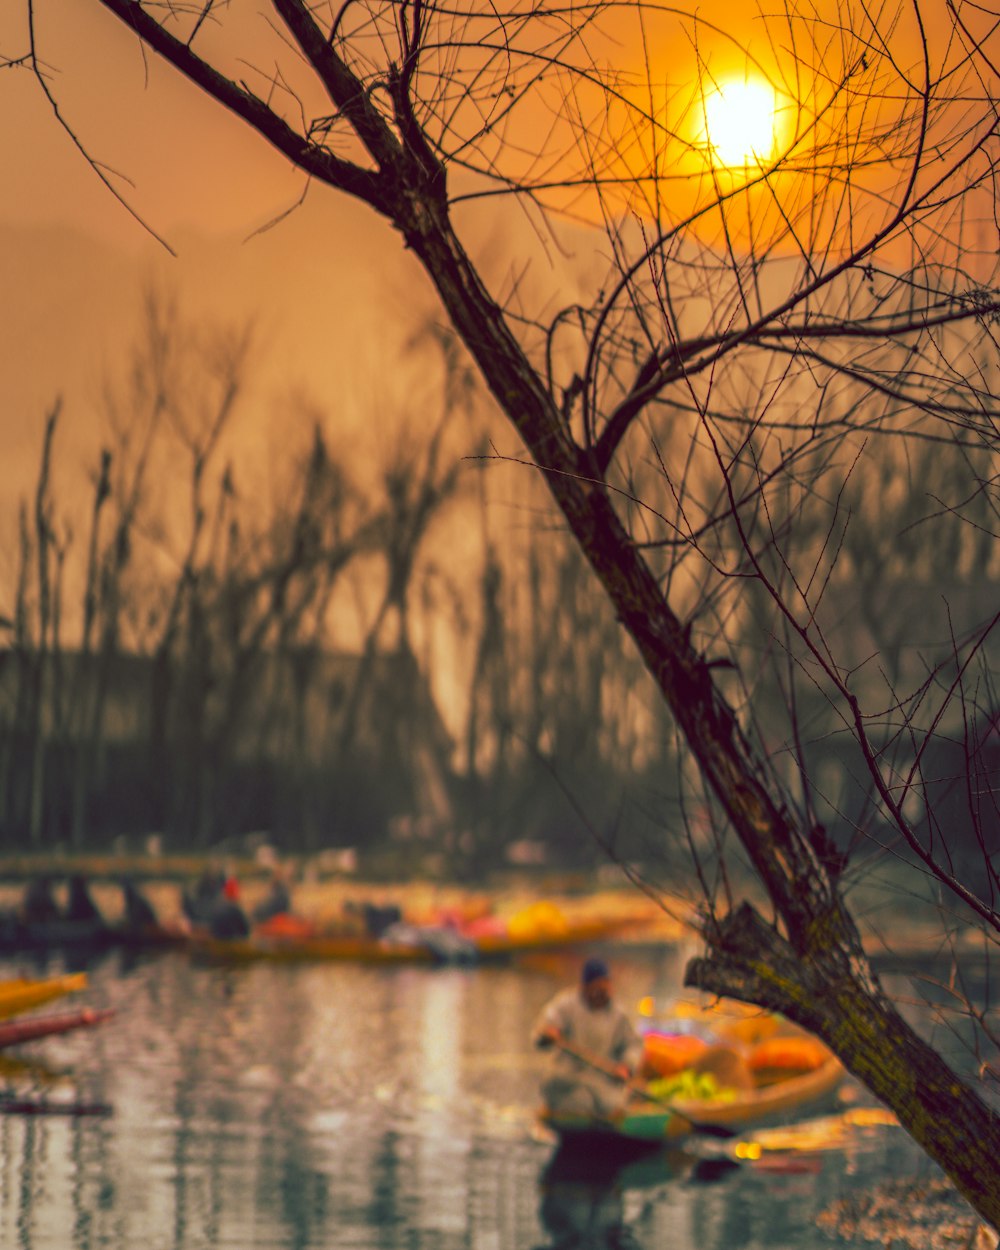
[817,1177,995,1250]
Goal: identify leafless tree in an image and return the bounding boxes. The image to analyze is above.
[4,403,65,844]
[20,0,1000,1223]
[336,323,480,783]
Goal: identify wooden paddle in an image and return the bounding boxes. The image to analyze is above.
[0,1098,112,1117]
[549,1033,738,1139]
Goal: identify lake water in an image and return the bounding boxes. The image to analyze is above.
[0,941,946,1250]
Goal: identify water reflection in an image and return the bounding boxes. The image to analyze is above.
[534,1140,744,1250]
[0,945,937,1250]
[537,1171,633,1249]
[537,1145,668,1250]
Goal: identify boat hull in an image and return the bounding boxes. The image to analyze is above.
[191,934,440,964]
[473,917,639,958]
[0,973,89,1021]
[539,1055,847,1147]
[0,1007,115,1049]
[191,916,638,965]
[0,917,115,952]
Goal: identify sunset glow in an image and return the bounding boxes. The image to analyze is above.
[702,78,778,167]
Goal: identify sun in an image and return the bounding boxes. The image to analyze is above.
[702,78,778,167]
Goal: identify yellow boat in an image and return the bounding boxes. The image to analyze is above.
[540,1051,847,1148]
[729,1106,899,1160]
[190,933,440,965]
[472,915,643,958]
[0,972,88,1020]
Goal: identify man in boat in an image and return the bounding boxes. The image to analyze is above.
[531,957,644,1118]
[251,867,293,925]
[120,876,159,934]
[182,867,224,928]
[180,867,249,938]
[65,875,105,926]
[207,876,250,940]
[20,875,61,925]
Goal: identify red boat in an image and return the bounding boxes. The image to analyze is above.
[0,1008,115,1049]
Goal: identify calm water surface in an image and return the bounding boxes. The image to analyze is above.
[0,943,944,1250]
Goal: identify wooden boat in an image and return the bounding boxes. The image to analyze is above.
[0,1007,115,1050]
[0,916,115,952]
[0,973,89,1021]
[112,918,194,949]
[190,909,641,966]
[538,1051,847,1148]
[189,931,442,965]
[471,915,642,959]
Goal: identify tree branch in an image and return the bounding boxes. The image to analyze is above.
[94,0,391,213]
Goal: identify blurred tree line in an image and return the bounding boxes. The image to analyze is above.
[0,289,684,871]
[3,285,990,890]
[4,287,994,890]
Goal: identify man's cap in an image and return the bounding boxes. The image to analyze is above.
[581,956,610,984]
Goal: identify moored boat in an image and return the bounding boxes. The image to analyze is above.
[188,904,642,965]
[0,972,89,1021]
[471,914,643,959]
[189,931,442,965]
[0,1007,116,1050]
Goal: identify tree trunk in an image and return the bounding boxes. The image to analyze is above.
[397,186,1000,1230]
[688,902,1000,1225]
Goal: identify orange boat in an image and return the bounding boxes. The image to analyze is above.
[471,914,641,957]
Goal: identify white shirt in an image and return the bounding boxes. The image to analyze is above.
[532,985,643,1087]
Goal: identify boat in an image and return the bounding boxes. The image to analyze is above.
[0,875,118,952]
[0,972,89,1020]
[0,1007,115,1050]
[189,922,638,965]
[190,931,442,965]
[189,904,643,965]
[470,914,643,959]
[0,915,116,953]
[539,1030,847,1149]
[540,1052,846,1147]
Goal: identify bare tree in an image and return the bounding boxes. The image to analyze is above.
[21,0,1000,1223]
[0,403,69,845]
[461,517,679,866]
[67,446,112,847]
[337,325,479,775]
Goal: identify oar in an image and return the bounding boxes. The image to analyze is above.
[549,1034,738,1139]
[0,1091,112,1116]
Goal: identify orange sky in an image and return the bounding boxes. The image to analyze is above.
[0,1,850,239]
[1,0,995,713]
[0,4,425,499]
[2,0,995,445]
[0,3,310,243]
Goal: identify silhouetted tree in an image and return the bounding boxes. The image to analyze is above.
[24,0,1000,1223]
